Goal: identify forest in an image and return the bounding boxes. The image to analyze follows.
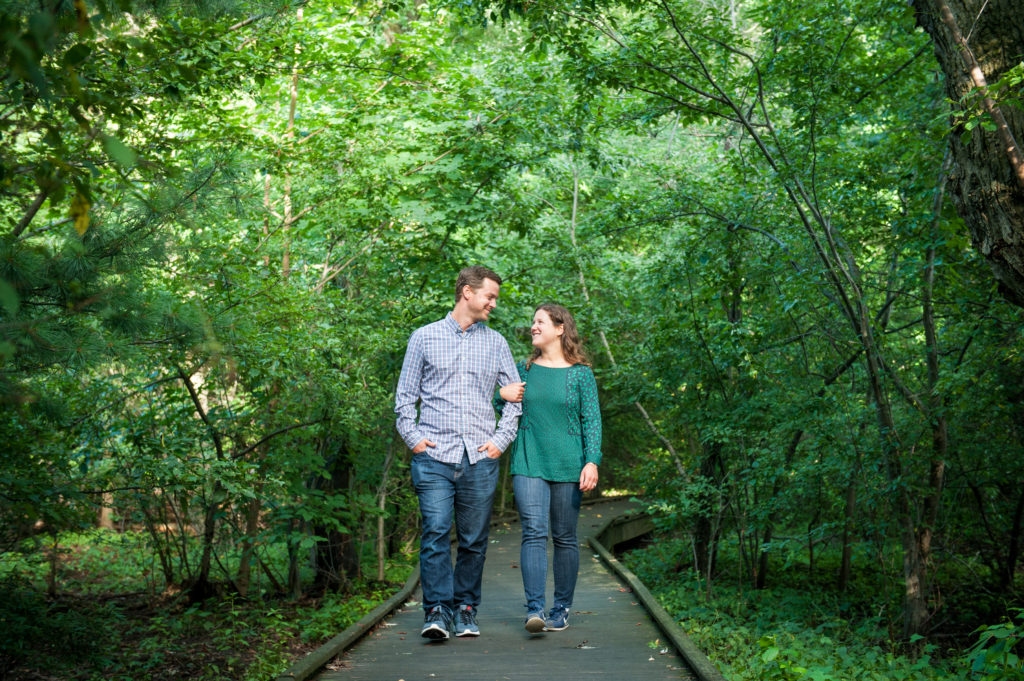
[2,0,1023,679]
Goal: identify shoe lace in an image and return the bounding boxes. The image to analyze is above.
[459,607,474,625]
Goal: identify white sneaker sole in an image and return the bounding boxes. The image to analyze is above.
[421,624,450,640]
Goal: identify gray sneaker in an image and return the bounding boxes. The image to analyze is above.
[455,605,480,637]
[544,606,569,631]
[421,605,451,640]
[524,611,545,633]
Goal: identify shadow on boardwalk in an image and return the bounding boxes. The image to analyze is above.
[318,499,696,681]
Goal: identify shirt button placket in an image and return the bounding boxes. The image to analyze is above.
[457,330,464,454]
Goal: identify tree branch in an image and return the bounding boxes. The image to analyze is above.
[934,0,1024,189]
[11,188,50,239]
[231,419,322,460]
[176,366,226,460]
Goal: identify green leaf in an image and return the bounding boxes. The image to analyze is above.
[102,135,137,167]
[63,44,92,67]
[0,279,19,316]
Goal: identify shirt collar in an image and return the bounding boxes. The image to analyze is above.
[445,312,479,335]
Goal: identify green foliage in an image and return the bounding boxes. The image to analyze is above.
[963,611,1024,681]
[0,527,414,680]
[121,598,296,681]
[300,584,396,641]
[625,536,958,681]
[951,60,1024,138]
[0,577,114,677]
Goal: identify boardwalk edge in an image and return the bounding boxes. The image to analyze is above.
[274,565,420,681]
[588,513,729,681]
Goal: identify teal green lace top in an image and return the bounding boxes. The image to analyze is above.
[502,361,602,482]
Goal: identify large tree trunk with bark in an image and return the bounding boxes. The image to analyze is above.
[311,440,360,594]
[913,0,1024,307]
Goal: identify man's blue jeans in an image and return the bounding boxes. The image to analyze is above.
[411,450,499,614]
[513,475,582,614]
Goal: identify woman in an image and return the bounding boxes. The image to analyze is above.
[499,303,602,634]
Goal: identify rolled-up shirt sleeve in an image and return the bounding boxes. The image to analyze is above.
[395,330,426,450]
[490,338,522,452]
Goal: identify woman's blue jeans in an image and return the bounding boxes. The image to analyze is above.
[411,451,499,614]
[513,475,582,614]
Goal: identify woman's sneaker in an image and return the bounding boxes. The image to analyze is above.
[544,606,569,631]
[524,611,546,633]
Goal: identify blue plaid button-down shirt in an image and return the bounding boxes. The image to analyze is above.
[395,313,522,464]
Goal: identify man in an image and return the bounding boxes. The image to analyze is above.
[395,265,523,640]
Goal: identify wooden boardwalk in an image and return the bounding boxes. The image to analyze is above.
[317,500,696,681]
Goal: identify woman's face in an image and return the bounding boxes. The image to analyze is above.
[531,309,564,350]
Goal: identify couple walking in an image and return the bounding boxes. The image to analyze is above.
[395,265,603,640]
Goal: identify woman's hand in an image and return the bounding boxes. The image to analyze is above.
[579,462,598,492]
[499,381,525,402]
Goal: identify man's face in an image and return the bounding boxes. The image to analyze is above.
[463,278,500,323]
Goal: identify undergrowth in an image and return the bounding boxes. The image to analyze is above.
[0,529,415,681]
[622,534,1024,681]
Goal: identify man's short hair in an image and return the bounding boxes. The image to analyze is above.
[455,266,502,303]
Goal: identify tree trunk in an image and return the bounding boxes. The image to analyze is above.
[693,442,721,579]
[287,517,303,600]
[838,442,862,591]
[807,503,821,579]
[190,480,224,602]
[376,442,395,582]
[1005,486,1024,589]
[175,366,228,601]
[139,506,175,586]
[913,0,1024,306]
[311,441,360,594]
[97,492,115,530]
[236,495,261,597]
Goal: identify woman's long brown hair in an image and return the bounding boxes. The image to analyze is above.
[525,303,591,369]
